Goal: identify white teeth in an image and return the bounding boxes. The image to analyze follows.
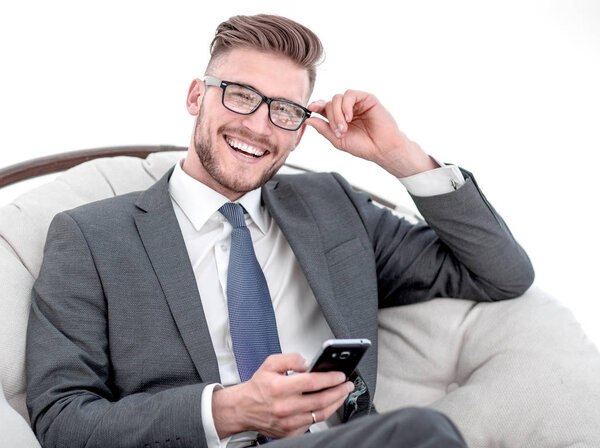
[226,138,265,157]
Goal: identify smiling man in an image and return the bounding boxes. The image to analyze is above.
[26,14,534,448]
[184,49,310,200]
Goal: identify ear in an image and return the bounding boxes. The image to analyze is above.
[292,123,308,150]
[186,78,205,116]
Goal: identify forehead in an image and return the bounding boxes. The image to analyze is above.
[210,48,311,103]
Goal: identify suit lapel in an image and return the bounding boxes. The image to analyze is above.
[134,168,221,383]
[264,176,374,418]
[262,178,351,340]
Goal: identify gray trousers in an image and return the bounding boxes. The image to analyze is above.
[269,407,467,448]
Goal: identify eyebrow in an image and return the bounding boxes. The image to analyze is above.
[231,79,304,105]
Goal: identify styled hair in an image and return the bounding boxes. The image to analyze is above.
[208,14,324,93]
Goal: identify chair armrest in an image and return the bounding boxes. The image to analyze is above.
[0,378,40,448]
[375,286,600,447]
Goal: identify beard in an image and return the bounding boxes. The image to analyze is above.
[193,113,293,197]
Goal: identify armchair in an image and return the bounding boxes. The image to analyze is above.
[1,147,599,447]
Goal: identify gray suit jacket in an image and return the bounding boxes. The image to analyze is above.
[26,168,534,448]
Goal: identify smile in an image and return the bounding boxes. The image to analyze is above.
[225,136,268,158]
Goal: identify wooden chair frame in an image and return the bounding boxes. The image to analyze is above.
[0,145,397,210]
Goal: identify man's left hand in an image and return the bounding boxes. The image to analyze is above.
[306,90,438,178]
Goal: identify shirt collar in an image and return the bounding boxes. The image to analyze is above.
[168,159,267,234]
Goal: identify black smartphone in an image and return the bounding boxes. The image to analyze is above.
[307,338,371,379]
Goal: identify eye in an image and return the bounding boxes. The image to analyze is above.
[275,104,292,115]
[272,106,294,123]
[275,103,303,117]
[231,91,253,102]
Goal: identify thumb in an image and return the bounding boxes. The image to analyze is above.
[260,353,308,374]
[306,117,341,147]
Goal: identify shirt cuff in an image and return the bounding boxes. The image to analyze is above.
[398,157,465,197]
[201,383,231,448]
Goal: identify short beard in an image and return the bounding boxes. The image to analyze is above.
[193,118,288,196]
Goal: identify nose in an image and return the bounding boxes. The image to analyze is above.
[241,102,273,136]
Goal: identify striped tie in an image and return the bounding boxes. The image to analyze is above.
[219,203,282,382]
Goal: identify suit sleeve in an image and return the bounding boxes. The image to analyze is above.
[26,212,208,448]
[332,169,534,307]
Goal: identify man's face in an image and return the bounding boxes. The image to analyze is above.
[184,48,311,200]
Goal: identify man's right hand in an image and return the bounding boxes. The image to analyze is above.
[212,353,354,439]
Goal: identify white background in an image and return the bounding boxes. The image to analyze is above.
[1,1,599,345]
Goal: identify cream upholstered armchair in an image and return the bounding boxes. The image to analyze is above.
[1,147,600,448]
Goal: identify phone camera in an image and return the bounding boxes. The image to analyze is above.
[339,351,350,360]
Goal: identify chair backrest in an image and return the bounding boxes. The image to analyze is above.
[0,151,188,420]
[0,145,184,188]
[0,147,419,422]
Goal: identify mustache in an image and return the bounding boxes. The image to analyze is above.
[218,126,277,153]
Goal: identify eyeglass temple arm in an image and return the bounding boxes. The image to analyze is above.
[203,76,221,87]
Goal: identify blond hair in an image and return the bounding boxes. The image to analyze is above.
[208,14,324,93]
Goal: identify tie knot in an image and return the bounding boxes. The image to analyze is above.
[219,203,247,228]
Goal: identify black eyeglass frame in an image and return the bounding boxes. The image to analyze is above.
[204,76,311,131]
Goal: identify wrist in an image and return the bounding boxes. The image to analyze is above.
[212,384,248,439]
[377,141,439,178]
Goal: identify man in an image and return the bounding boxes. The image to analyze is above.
[26,14,534,448]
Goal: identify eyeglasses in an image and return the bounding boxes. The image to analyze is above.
[204,76,311,131]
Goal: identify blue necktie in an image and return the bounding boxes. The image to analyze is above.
[219,203,282,382]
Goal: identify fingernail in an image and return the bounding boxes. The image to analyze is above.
[338,123,345,133]
[345,114,351,122]
[334,129,341,138]
[346,382,355,392]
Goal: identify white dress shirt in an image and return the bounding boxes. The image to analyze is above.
[168,158,464,447]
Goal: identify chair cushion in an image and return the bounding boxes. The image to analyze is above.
[375,287,600,447]
[0,378,40,447]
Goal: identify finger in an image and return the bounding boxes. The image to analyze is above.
[325,100,336,136]
[312,393,348,424]
[281,410,319,435]
[264,414,313,439]
[301,380,353,410]
[341,90,358,123]
[307,100,327,116]
[259,381,352,438]
[260,353,307,374]
[303,371,348,394]
[305,116,341,146]
[330,94,347,136]
[283,371,346,396]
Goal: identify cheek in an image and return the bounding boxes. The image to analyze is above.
[196,116,221,147]
[281,135,299,155]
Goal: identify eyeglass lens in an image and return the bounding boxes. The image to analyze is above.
[223,84,306,130]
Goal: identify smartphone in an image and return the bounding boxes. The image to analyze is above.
[307,338,371,379]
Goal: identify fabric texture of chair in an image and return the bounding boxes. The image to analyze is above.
[1,150,599,447]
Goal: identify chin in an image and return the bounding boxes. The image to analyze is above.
[194,129,287,195]
[223,170,275,194]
